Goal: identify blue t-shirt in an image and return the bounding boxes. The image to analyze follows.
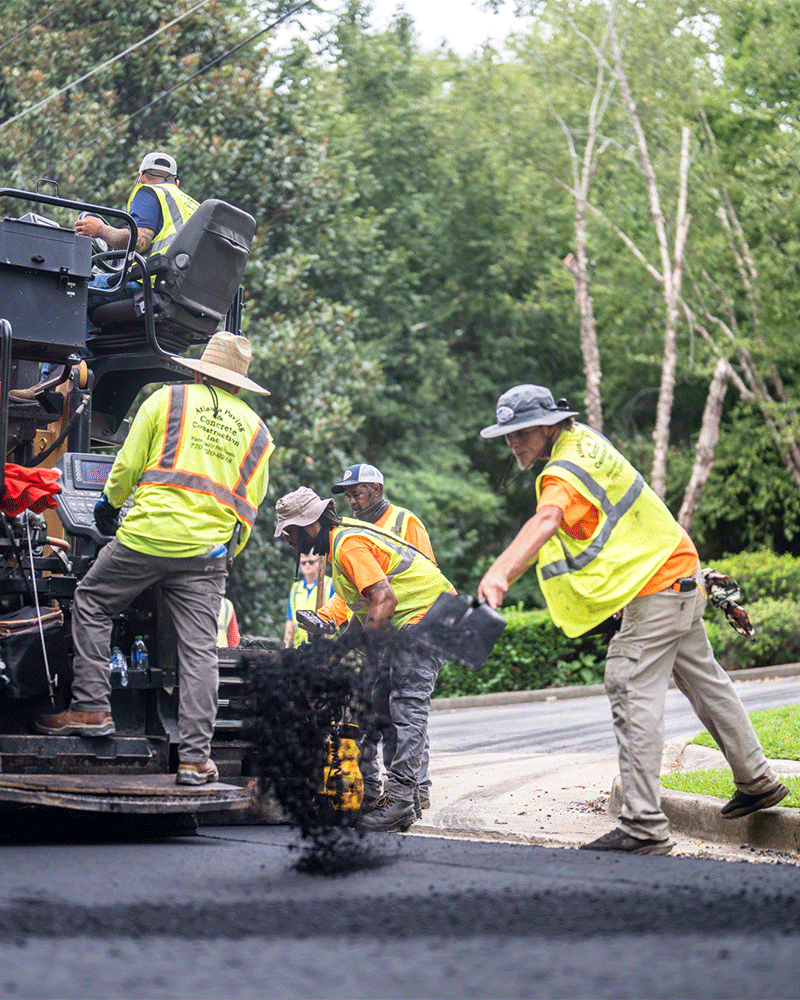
[129,187,162,233]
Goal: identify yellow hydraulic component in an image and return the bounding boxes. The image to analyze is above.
[317,722,363,824]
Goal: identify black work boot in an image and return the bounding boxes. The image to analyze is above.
[720,783,790,819]
[358,795,416,833]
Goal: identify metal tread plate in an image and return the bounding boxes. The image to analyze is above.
[0,773,249,814]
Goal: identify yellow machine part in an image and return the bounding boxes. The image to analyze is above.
[318,724,364,813]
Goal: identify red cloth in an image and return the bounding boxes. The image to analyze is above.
[1,464,62,517]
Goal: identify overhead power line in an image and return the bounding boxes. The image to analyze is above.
[63,0,316,163]
[0,0,214,131]
[0,0,72,54]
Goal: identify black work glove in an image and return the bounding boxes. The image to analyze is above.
[94,493,121,536]
[295,610,335,636]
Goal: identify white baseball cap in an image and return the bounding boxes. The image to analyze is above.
[138,151,178,177]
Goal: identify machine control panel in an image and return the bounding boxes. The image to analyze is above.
[54,452,134,546]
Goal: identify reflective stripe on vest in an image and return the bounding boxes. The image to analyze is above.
[329,518,450,626]
[390,508,406,535]
[139,384,271,527]
[126,182,199,258]
[535,424,682,637]
[538,460,645,581]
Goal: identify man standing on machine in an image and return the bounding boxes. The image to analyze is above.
[36,332,273,786]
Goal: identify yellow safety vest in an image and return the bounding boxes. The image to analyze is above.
[126,182,200,259]
[536,424,682,637]
[288,576,333,646]
[217,598,235,647]
[383,505,414,537]
[329,518,452,628]
[110,383,273,558]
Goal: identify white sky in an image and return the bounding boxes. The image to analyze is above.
[283,1,529,56]
[363,0,526,54]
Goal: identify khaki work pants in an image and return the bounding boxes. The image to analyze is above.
[605,567,777,840]
[70,539,226,762]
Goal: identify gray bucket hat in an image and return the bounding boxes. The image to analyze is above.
[274,487,332,537]
[331,463,384,494]
[480,384,578,439]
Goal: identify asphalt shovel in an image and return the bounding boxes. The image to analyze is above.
[414,593,507,671]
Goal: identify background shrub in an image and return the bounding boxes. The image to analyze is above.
[711,598,800,671]
[709,550,800,602]
[434,607,608,698]
[703,550,800,670]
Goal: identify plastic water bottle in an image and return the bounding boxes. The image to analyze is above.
[109,646,128,688]
[132,635,149,672]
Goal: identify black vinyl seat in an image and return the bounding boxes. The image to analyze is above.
[88,199,256,354]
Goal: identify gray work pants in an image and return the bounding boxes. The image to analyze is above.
[360,670,432,799]
[70,539,226,762]
[605,567,777,840]
[359,630,443,804]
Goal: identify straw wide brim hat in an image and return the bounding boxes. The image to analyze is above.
[171,331,269,395]
[274,488,332,537]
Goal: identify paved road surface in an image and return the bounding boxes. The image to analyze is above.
[428,675,800,756]
[420,675,800,854]
[0,822,798,999]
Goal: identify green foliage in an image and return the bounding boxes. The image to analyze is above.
[688,406,800,559]
[6,0,800,632]
[711,598,800,672]
[701,549,800,672]
[660,769,800,807]
[434,607,606,698]
[689,704,800,761]
[708,550,800,603]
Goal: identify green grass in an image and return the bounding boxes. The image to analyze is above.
[689,704,800,761]
[660,702,800,806]
[661,770,800,807]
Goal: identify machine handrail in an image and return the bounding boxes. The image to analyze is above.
[0,187,138,292]
[0,319,11,504]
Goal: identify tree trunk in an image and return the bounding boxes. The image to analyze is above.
[678,356,730,529]
[564,250,603,431]
[608,17,691,498]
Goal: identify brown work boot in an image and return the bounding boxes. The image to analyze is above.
[35,709,115,737]
[176,760,219,785]
[357,795,416,833]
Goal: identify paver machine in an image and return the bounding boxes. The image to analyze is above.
[0,182,263,823]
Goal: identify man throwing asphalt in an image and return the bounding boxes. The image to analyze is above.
[331,462,437,813]
[477,384,788,855]
[274,487,454,832]
[37,332,273,786]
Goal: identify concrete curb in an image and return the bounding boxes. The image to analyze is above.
[610,778,800,855]
[430,662,800,712]
[432,666,800,854]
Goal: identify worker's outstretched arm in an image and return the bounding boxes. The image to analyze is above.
[478,505,563,609]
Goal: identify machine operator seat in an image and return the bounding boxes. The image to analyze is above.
[87,199,256,355]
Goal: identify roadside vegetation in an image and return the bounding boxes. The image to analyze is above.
[436,551,800,698]
[661,705,800,807]
[5,3,800,638]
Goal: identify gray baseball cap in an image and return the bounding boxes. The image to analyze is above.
[331,463,384,494]
[274,487,332,537]
[138,151,177,177]
[480,384,578,439]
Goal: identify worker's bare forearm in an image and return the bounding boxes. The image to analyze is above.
[362,578,397,629]
[75,217,154,254]
[478,505,563,608]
